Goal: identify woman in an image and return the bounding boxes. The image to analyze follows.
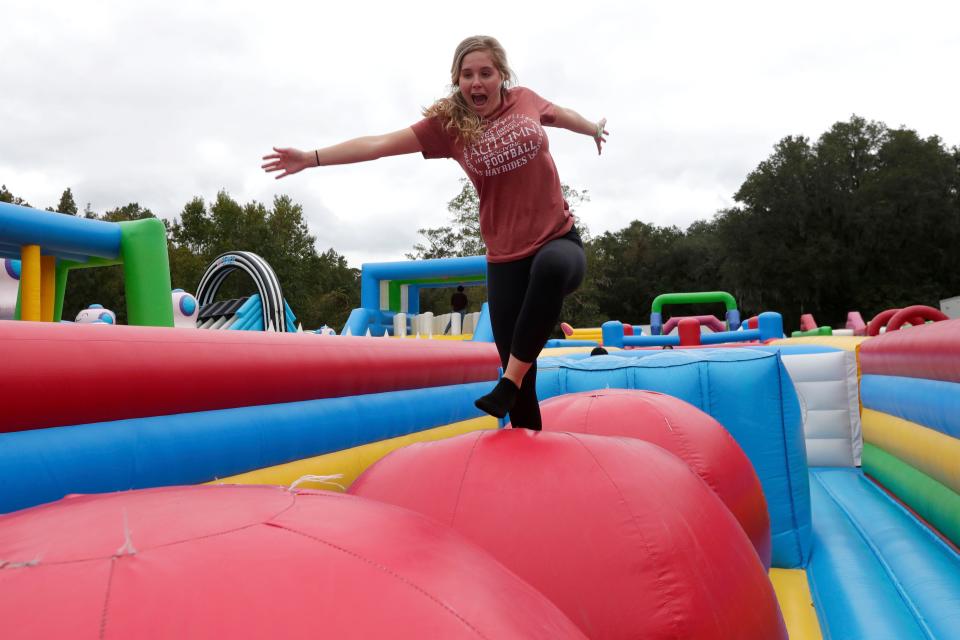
[262,35,607,429]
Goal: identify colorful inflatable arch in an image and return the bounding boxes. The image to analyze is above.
[867,304,949,336]
[650,290,741,334]
[196,251,296,332]
[0,201,173,326]
[343,255,492,338]
[602,310,783,348]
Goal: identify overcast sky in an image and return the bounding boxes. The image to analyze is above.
[3,0,958,268]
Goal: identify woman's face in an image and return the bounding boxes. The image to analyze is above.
[458,50,503,118]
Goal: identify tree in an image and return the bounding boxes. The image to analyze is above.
[168,191,359,329]
[0,185,31,207]
[406,179,483,260]
[46,188,78,215]
[713,134,822,325]
[712,115,960,329]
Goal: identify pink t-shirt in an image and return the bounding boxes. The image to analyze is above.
[411,86,574,263]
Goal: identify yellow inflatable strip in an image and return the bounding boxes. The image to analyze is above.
[862,408,960,495]
[569,331,602,338]
[770,336,869,351]
[209,416,498,490]
[770,568,823,640]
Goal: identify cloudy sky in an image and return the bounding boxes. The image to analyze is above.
[3,0,958,268]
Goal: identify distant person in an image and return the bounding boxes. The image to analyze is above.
[262,35,608,429]
[446,285,469,334]
[451,285,468,315]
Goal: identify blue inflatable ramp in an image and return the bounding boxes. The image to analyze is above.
[808,468,960,639]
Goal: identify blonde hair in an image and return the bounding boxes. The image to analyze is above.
[423,36,515,144]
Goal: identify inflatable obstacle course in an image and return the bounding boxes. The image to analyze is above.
[2,242,960,637]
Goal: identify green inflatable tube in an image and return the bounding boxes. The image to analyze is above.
[120,218,174,327]
[791,327,834,337]
[651,291,738,313]
[863,443,960,547]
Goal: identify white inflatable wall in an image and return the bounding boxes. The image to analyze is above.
[781,350,862,467]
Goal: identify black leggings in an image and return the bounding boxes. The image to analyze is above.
[486,228,586,428]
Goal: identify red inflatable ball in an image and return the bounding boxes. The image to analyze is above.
[0,485,586,640]
[350,429,787,640]
[535,388,772,568]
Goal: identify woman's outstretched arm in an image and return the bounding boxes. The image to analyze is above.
[262,127,423,179]
[548,107,608,155]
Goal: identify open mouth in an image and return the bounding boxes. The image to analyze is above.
[471,93,488,107]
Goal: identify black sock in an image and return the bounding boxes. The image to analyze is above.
[474,378,519,419]
[510,413,542,431]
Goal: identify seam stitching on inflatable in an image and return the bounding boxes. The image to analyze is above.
[582,395,595,432]
[776,358,805,565]
[0,492,300,566]
[99,556,117,640]
[449,432,483,529]
[268,523,491,639]
[699,363,709,414]
[564,432,686,637]
[801,541,833,640]
[812,472,936,640]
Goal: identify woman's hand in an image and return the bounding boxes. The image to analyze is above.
[548,107,609,156]
[261,147,315,179]
[594,118,609,155]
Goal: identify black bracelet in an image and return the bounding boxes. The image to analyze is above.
[314,150,320,166]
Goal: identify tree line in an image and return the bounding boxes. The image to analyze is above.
[3,115,958,333]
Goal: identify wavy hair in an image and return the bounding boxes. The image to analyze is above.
[422,36,515,145]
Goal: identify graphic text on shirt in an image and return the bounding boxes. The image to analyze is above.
[464,114,544,177]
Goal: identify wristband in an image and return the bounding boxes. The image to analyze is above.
[315,150,320,166]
